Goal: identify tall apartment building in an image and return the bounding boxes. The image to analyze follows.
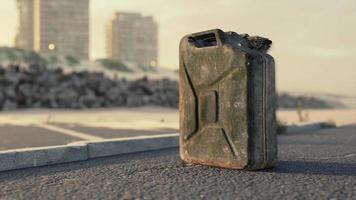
[15,0,89,60]
[106,12,158,67]
[15,0,34,50]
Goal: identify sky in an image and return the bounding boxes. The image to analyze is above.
[0,0,355,96]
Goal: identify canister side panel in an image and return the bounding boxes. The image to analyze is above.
[179,34,249,168]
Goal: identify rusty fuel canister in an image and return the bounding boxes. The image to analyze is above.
[179,29,277,170]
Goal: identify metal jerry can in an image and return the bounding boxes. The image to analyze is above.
[179,29,277,170]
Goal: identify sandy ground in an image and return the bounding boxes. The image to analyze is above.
[0,107,354,129]
[277,109,356,126]
[0,107,179,130]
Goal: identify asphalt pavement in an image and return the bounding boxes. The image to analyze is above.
[0,125,78,150]
[0,123,177,151]
[0,125,355,199]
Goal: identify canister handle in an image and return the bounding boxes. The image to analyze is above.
[188,29,225,48]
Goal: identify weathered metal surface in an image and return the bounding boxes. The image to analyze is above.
[179,29,277,170]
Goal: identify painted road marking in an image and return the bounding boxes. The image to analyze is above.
[69,133,179,145]
[36,124,103,140]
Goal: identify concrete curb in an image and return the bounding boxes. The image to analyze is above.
[0,133,179,172]
[86,134,179,158]
[0,143,88,172]
[0,122,331,172]
[285,122,335,134]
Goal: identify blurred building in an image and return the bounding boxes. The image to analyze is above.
[106,12,158,67]
[15,0,34,50]
[15,0,89,60]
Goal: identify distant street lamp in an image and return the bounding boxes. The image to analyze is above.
[149,60,157,67]
[48,43,56,51]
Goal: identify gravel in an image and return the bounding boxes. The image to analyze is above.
[0,64,179,110]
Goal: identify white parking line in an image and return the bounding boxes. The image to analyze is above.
[36,124,103,140]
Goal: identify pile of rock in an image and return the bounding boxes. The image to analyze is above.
[0,65,179,110]
[0,64,342,111]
